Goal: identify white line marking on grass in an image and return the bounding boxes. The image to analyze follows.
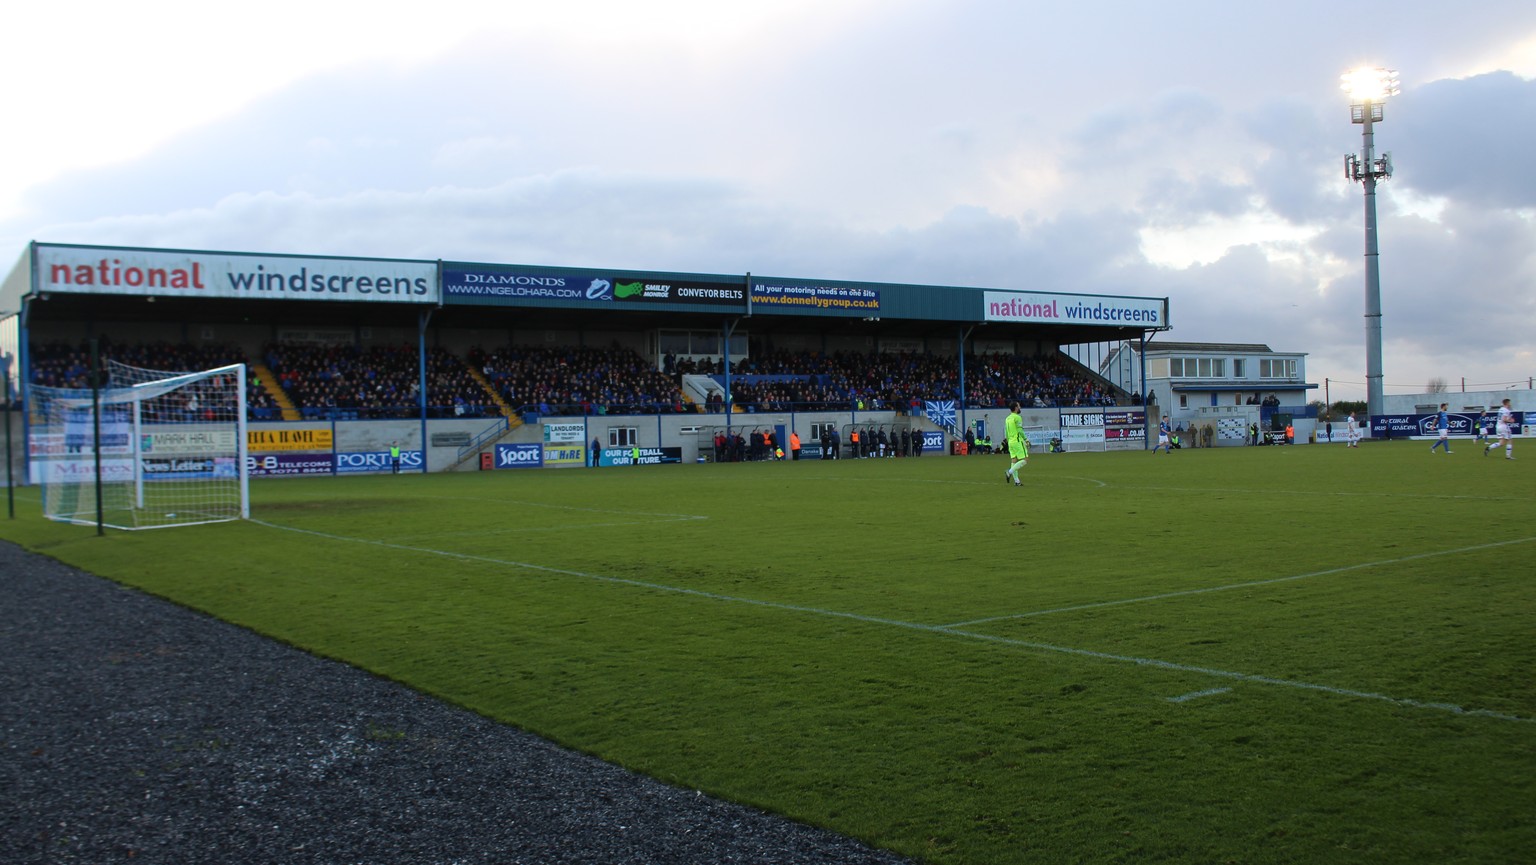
[797,474,1108,487]
[943,535,1536,628]
[417,495,710,521]
[1118,484,1528,502]
[249,519,1536,726]
[396,517,706,542]
[1168,687,1231,703]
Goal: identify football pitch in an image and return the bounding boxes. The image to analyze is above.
[4,441,1533,863]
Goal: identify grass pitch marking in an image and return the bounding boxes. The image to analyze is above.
[1167,687,1232,703]
[250,518,1536,726]
[942,534,1536,628]
[391,496,710,541]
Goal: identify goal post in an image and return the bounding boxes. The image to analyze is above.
[30,361,249,530]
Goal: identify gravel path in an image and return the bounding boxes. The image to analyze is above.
[0,541,913,865]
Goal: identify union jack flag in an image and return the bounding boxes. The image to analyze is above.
[924,400,957,430]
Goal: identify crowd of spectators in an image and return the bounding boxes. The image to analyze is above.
[263,343,494,420]
[28,339,276,421]
[470,345,689,417]
[711,348,1121,413]
[26,339,1122,422]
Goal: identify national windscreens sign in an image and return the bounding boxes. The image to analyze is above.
[36,245,437,303]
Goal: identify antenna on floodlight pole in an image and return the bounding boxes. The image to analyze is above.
[1342,66,1398,421]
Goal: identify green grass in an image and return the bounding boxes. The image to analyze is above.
[4,441,1534,863]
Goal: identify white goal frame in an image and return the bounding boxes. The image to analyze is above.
[30,362,249,530]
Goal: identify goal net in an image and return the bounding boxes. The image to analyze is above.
[29,361,249,529]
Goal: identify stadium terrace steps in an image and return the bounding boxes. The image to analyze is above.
[465,364,517,419]
[250,362,301,421]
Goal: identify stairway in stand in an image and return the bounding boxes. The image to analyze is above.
[250,363,301,421]
[465,365,517,419]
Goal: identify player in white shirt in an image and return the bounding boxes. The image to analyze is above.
[1483,398,1516,460]
[1345,412,1361,448]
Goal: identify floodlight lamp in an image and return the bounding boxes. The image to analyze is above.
[1340,67,1399,102]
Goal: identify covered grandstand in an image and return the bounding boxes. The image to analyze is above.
[1,242,1170,479]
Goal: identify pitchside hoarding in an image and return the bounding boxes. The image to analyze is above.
[36,245,436,303]
[598,446,682,466]
[1371,411,1524,438]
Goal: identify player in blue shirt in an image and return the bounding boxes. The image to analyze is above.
[1429,403,1453,453]
[1151,415,1172,454]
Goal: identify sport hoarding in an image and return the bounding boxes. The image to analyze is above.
[36,245,436,304]
[494,443,544,468]
[443,265,745,308]
[984,291,1166,328]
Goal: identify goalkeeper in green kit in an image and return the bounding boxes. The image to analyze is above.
[1003,401,1029,487]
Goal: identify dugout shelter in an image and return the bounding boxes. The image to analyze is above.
[2,241,1171,480]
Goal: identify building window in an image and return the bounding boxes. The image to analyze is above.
[1211,358,1225,377]
[1198,358,1212,377]
[1233,359,1245,377]
[1260,359,1298,380]
[609,427,638,446]
[1169,358,1183,377]
[1179,394,1188,408]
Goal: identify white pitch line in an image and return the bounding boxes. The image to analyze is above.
[416,495,709,520]
[1116,483,1530,503]
[394,516,707,542]
[249,519,1536,726]
[943,535,1536,628]
[1168,687,1232,703]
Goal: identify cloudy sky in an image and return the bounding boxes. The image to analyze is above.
[3,0,1534,403]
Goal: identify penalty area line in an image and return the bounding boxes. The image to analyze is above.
[247,519,1535,726]
[945,534,1536,628]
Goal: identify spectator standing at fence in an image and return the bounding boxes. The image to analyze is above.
[789,430,801,461]
[1430,403,1453,454]
[390,441,401,474]
[1003,401,1029,486]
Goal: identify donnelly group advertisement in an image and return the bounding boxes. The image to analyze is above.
[750,279,881,314]
[36,244,436,303]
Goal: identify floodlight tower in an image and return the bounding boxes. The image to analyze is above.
[1342,66,1398,420]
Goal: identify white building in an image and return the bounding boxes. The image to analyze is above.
[1101,340,1318,442]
